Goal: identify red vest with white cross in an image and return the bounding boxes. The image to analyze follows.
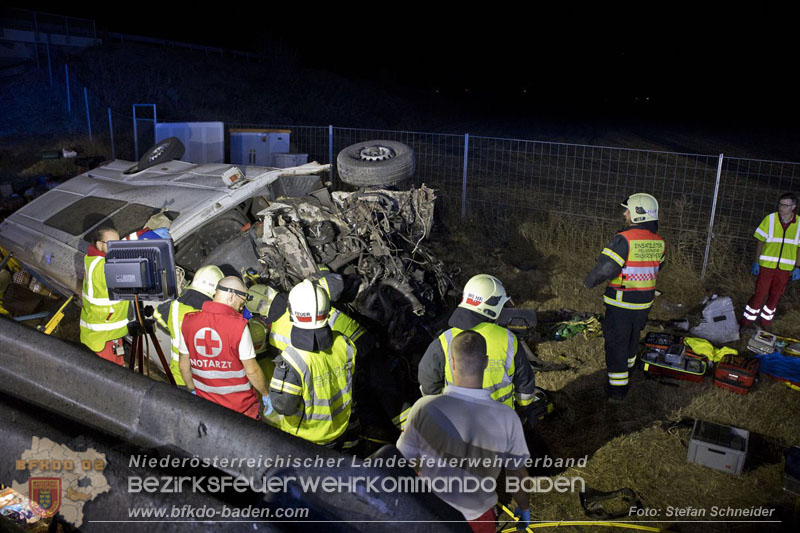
[181,301,256,414]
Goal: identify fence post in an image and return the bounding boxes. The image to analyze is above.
[33,11,40,69]
[461,133,469,219]
[133,105,139,160]
[84,88,92,142]
[701,153,724,279]
[108,108,115,160]
[46,42,53,87]
[328,125,334,184]
[65,65,71,114]
[328,125,334,165]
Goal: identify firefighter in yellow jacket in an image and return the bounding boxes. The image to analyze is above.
[584,194,665,401]
[418,274,537,425]
[152,265,224,385]
[79,226,129,365]
[267,280,359,450]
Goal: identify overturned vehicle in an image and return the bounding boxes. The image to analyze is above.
[0,138,457,428]
[0,138,472,528]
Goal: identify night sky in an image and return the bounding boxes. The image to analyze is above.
[19,4,800,125]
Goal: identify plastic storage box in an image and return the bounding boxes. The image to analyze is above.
[687,420,749,474]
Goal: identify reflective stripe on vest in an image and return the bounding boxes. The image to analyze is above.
[193,381,252,394]
[277,336,355,444]
[393,406,412,430]
[182,304,256,413]
[164,300,195,386]
[441,322,516,408]
[603,294,655,310]
[82,256,117,306]
[152,306,168,330]
[268,311,292,351]
[604,228,664,310]
[756,213,800,270]
[328,308,365,341]
[79,255,129,352]
[607,229,664,291]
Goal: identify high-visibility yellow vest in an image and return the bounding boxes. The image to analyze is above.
[603,228,665,310]
[440,321,517,408]
[79,255,129,352]
[272,333,356,445]
[755,213,800,271]
[164,300,194,386]
[268,310,292,352]
[328,308,366,341]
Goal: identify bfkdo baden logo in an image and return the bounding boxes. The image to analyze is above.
[28,477,62,518]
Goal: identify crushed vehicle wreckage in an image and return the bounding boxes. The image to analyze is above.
[0,138,471,527]
[217,184,455,352]
[0,139,464,429]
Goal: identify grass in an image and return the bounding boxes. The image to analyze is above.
[437,205,800,531]
[3,42,799,528]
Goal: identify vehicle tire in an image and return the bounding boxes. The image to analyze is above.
[125,137,185,173]
[336,140,415,187]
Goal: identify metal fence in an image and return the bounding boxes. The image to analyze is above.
[202,126,797,278]
[19,45,800,279]
[1,7,96,38]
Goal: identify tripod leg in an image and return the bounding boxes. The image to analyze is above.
[128,336,138,371]
[137,335,144,375]
[149,331,176,386]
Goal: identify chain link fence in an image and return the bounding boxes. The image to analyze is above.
[15,32,800,278]
[212,126,796,277]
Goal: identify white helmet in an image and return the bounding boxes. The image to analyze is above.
[622,193,658,223]
[288,279,330,330]
[458,274,510,320]
[246,284,278,315]
[188,265,224,298]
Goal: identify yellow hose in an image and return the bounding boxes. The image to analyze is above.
[498,505,663,532]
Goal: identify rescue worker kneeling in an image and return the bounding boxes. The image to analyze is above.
[178,276,269,419]
[268,279,359,451]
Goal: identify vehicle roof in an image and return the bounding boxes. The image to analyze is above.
[0,158,329,296]
[16,160,266,224]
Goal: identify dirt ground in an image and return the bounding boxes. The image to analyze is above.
[428,218,800,532]
[4,192,800,532]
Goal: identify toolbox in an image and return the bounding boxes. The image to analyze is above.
[713,355,759,395]
[641,347,707,382]
[687,420,749,475]
[643,331,682,350]
[747,328,777,355]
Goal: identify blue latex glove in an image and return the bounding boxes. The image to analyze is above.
[792,267,800,282]
[514,508,530,531]
[751,262,760,276]
[242,307,253,320]
[262,394,274,416]
[152,227,171,239]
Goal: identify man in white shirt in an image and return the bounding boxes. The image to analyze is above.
[397,330,531,532]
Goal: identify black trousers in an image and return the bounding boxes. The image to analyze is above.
[602,304,650,393]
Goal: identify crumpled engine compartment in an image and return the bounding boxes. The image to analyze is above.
[251,184,455,351]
